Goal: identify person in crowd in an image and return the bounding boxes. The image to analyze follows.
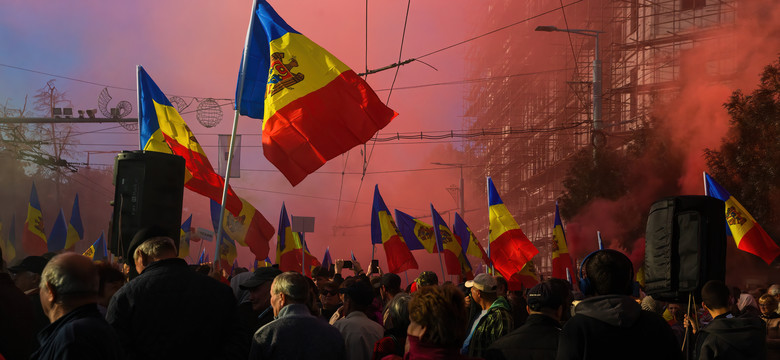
[249,272,345,360]
[461,273,513,358]
[693,280,766,359]
[230,270,253,305]
[737,291,761,318]
[384,283,478,360]
[32,253,123,360]
[665,302,686,347]
[484,280,573,360]
[9,255,50,351]
[372,293,411,360]
[416,271,438,289]
[106,230,246,360]
[312,265,334,289]
[768,284,780,314]
[334,259,365,283]
[557,249,681,360]
[378,273,402,323]
[758,294,780,359]
[238,267,283,339]
[320,281,342,321]
[304,276,322,316]
[95,263,125,317]
[506,289,530,329]
[0,246,35,360]
[333,277,385,360]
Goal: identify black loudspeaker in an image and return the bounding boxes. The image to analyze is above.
[110,151,184,261]
[644,196,727,303]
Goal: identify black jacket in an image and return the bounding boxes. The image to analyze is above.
[32,304,124,360]
[106,258,247,360]
[484,313,561,360]
[0,273,35,360]
[695,313,766,360]
[556,295,681,360]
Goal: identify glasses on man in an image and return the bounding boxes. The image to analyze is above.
[321,290,338,296]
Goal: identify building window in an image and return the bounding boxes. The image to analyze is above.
[681,0,706,11]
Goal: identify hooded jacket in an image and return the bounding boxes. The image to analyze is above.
[695,313,766,360]
[467,296,514,358]
[556,295,681,360]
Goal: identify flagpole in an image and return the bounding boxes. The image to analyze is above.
[703,171,709,196]
[597,231,603,250]
[216,0,258,270]
[136,65,142,150]
[301,232,306,275]
[486,177,493,275]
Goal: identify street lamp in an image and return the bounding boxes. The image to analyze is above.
[535,25,605,142]
[431,162,465,217]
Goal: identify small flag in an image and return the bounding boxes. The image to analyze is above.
[275,203,319,275]
[322,247,333,269]
[65,194,84,250]
[453,213,489,264]
[431,204,472,276]
[47,209,68,252]
[551,203,575,280]
[22,182,47,256]
[487,177,539,279]
[83,232,107,262]
[179,215,192,259]
[395,209,438,253]
[210,200,238,272]
[370,186,418,273]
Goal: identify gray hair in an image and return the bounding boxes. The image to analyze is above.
[271,272,309,303]
[769,284,780,296]
[40,253,99,302]
[134,236,177,263]
[385,293,412,330]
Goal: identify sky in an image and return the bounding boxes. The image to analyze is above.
[0,0,507,275]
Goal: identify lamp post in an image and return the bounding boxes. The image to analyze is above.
[535,26,604,143]
[431,162,465,217]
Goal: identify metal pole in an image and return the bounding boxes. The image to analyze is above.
[593,34,602,133]
[459,165,465,217]
[301,232,306,275]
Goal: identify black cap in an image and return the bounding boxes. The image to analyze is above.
[380,273,401,290]
[239,267,283,290]
[339,279,374,306]
[527,282,563,311]
[9,256,49,274]
[126,225,169,264]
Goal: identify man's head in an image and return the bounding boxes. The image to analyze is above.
[9,256,49,292]
[759,294,779,317]
[527,279,573,321]
[379,273,402,301]
[465,273,498,309]
[133,236,177,274]
[416,271,438,288]
[580,249,634,296]
[39,253,99,322]
[701,280,731,315]
[339,277,374,314]
[666,303,684,320]
[768,284,780,302]
[495,276,508,298]
[269,272,310,316]
[96,262,125,307]
[311,266,333,288]
[240,267,283,312]
[319,281,341,309]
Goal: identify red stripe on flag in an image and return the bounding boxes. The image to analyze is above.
[383,236,418,274]
[443,250,462,276]
[22,225,47,256]
[244,211,276,262]
[552,253,574,279]
[263,70,396,186]
[738,224,780,264]
[490,229,539,279]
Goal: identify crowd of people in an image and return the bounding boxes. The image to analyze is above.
[1,232,779,360]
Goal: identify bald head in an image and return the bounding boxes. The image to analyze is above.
[40,253,99,305]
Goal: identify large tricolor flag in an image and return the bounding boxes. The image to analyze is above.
[431,204,472,277]
[179,214,192,259]
[65,194,84,250]
[275,203,319,275]
[395,209,438,253]
[83,232,107,262]
[487,177,539,279]
[704,173,780,264]
[210,200,238,272]
[453,213,489,265]
[235,0,397,186]
[22,182,47,256]
[210,196,275,261]
[47,209,68,252]
[551,202,575,280]
[138,65,243,216]
[371,186,417,273]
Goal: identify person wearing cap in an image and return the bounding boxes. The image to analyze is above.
[237,267,283,339]
[9,255,51,351]
[0,246,36,360]
[333,277,385,360]
[484,279,572,360]
[461,273,513,358]
[106,235,247,360]
[32,253,124,360]
[250,272,345,360]
[557,249,680,360]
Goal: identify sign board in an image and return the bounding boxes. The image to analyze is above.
[291,216,315,233]
[218,134,241,178]
[196,227,215,242]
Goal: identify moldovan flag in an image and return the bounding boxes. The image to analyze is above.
[508,260,540,291]
[254,257,273,269]
[275,203,319,275]
[198,249,207,265]
[371,186,417,273]
[395,209,438,253]
[83,232,107,262]
[551,202,575,279]
[210,200,238,272]
[138,65,243,216]
[321,247,333,270]
[23,182,47,256]
[65,194,84,251]
[47,209,68,252]
[487,177,539,279]
[210,196,275,261]
[453,213,489,265]
[704,173,780,264]
[235,0,397,186]
[431,204,472,276]
[179,214,192,259]
[3,215,17,263]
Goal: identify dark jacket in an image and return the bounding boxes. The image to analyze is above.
[106,258,247,360]
[467,296,514,358]
[484,313,561,360]
[556,295,681,360]
[695,313,766,360]
[32,304,124,360]
[382,335,481,360]
[250,303,345,360]
[0,273,35,360]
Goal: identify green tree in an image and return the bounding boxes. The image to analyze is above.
[705,56,780,238]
